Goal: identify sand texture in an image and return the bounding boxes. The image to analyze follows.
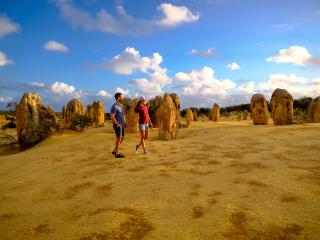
[1,119,320,239]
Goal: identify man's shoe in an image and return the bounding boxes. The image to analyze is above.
[112,151,116,155]
[115,153,125,158]
[135,145,139,154]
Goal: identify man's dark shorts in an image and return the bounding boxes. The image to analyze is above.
[113,124,125,138]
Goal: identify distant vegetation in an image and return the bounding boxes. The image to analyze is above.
[180,97,313,116]
[180,107,211,117]
[0,102,17,130]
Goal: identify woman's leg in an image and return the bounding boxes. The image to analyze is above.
[138,130,146,152]
[144,129,149,140]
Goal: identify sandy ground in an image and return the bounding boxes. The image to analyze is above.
[0,119,320,240]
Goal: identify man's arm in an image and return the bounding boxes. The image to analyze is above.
[110,105,120,127]
[111,113,120,127]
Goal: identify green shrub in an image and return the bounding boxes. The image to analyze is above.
[70,114,92,131]
[293,109,308,124]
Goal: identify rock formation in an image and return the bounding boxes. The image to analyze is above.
[85,104,93,121]
[62,98,85,129]
[270,88,293,125]
[169,93,181,127]
[307,97,320,123]
[186,108,193,128]
[250,94,268,125]
[208,110,213,121]
[158,93,180,140]
[16,93,58,150]
[86,101,104,127]
[212,103,220,122]
[193,111,198,121]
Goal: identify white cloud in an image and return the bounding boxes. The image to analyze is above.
[50,81,76,95]
[96,90,112,98]
[227,62,240,70]
[175,72,191,82]
[0,96,13,102]
[130,78,163,95]
[115,87,129,96]
[28,82,45,88]
[260,73,307,87]
[44,40,69,53]
[239,81,254,94]
[102,47,171,96]
[265,45,320,67]
[0,15,20,38]
[257,73,320,99]
[54,0,199,36]
[174,66,236,96]
[311,77,320,85]
[188,47,215,57]
[103,47,163,75]
[156,3,199,27]
[0,51,13,67]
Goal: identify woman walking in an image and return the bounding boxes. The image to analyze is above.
[134,96,153,154]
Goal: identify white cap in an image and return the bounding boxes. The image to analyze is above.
[138,96,145,101]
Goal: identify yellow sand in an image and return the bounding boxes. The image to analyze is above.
[0,120,320,240]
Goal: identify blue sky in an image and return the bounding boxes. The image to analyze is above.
[0,0,320,111]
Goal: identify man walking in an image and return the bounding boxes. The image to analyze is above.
[110,92,126,158]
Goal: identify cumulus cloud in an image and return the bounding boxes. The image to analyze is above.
[156,3,199,27]
[0,51,13,67]
[239,81,254,94]
[266,46,311,65]
[175,72,320,108]
[50,81,76,95]
[43,40,69,53]
[227,62,240,70]
[129,78,163,95]
[96,90,112,98]
[101,47,171,96]
[257,73,320,99]
[188,47,216,58]
[259,74,307,88]
[115,87,130,96]
[102,47,164,75]
[0,15,20,38]
[54,0,198,36]
[174,66,236,96]
[311,77,320,85]
[266,45,320,67]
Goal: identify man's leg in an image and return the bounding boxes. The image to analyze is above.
[114,126,125,158]
[113,125,121,154]
[114,137,121,154]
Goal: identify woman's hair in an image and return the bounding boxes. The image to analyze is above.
[136,100,142,108]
